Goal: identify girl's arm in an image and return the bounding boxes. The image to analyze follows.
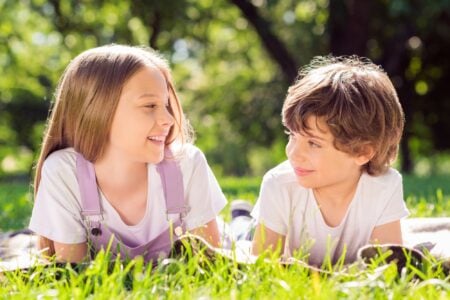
[42,238,89,263]
[190,219,221,247]
[251,223,286,255]
[370,220,403,244]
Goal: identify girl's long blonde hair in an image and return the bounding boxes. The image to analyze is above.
[34,44,191,254]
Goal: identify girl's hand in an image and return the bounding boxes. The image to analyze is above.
[189,219,221,248]
[251,224,286,255]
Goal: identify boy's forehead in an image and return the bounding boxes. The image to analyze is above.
[292,116,332,137]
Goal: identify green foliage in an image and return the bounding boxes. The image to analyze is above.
[0,0,449,177]
[0,182,32,230]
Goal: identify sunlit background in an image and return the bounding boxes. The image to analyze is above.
[1,0,449,180]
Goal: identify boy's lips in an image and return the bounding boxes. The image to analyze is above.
[294,167,315,177]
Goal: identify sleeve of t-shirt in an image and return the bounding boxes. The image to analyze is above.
[375,173,410,226]
[251,174,289,236]
[28,154,87,244]
[184,148,227,231]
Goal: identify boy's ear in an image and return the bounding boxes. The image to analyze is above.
[354,144,375,166]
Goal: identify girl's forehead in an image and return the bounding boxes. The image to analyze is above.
[120,66,168,99]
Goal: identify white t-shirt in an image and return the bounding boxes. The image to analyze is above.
[251,161,410,266]
[29,144,227,247]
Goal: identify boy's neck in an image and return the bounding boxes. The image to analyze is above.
[312,171,363,207]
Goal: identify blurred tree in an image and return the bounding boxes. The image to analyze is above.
[0,0,448,177]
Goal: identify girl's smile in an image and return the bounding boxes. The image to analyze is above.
[147,134,168,144]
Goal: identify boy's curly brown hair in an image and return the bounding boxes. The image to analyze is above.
[282,55,405,176]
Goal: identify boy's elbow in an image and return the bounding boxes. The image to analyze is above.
[251,224,286,256]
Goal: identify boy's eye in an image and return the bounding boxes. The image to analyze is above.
[308,140,321,148]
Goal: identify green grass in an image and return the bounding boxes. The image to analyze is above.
[1,242,449,299]
[0,175,449,298]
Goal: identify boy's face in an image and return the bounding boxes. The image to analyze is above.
[286,116,369,190]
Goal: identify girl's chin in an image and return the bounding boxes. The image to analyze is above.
[146,151,165,164]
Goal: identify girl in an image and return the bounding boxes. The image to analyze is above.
[29,44,227,263]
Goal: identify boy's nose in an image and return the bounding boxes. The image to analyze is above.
[286,139,306,162]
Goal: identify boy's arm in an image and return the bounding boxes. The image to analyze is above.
[251,223,286,255]
[190,219,221,247]
[370,220,403,244]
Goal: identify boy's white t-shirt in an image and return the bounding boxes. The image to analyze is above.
[29,144,227,247]
[251,161,410,266]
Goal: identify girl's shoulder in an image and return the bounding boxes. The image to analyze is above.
[170,143,207,168]
[42,147,77,173]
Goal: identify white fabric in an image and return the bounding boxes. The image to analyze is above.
[251,160,410,266]
[29,144,227,247]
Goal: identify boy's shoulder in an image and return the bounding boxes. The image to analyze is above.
[363,167,402,185]
[361,167,402,192]
[263,160,299,186]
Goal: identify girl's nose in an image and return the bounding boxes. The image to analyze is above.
[157,106,175,127]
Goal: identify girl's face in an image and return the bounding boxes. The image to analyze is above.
[107,65,174,164]
[285,116,369,192]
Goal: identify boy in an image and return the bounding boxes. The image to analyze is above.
[251,56,409,266]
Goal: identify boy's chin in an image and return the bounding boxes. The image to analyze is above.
[295,178,315,189]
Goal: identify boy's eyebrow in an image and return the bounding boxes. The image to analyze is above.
[301,131,327,141]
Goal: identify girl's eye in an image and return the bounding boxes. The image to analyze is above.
[145,104,157,109]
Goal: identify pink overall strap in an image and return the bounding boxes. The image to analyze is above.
[76,153,102,229]
[156,150,188,218]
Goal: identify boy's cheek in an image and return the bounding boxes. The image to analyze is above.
[285,141,293,159]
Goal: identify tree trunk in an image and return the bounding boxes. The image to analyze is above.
[229,0,298,84]
[380,24,415,174]
[328,0,371,56]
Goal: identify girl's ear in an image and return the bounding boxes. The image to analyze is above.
[354,144,375,166]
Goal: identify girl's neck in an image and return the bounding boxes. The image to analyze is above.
[94,150,148,188]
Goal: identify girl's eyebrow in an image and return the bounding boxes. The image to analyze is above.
[137,93,159,100]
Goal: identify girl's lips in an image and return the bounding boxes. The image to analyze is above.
[294,167,314,177]
[148,139,164,145]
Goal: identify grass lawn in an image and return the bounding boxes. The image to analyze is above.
[0,175,449,298]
